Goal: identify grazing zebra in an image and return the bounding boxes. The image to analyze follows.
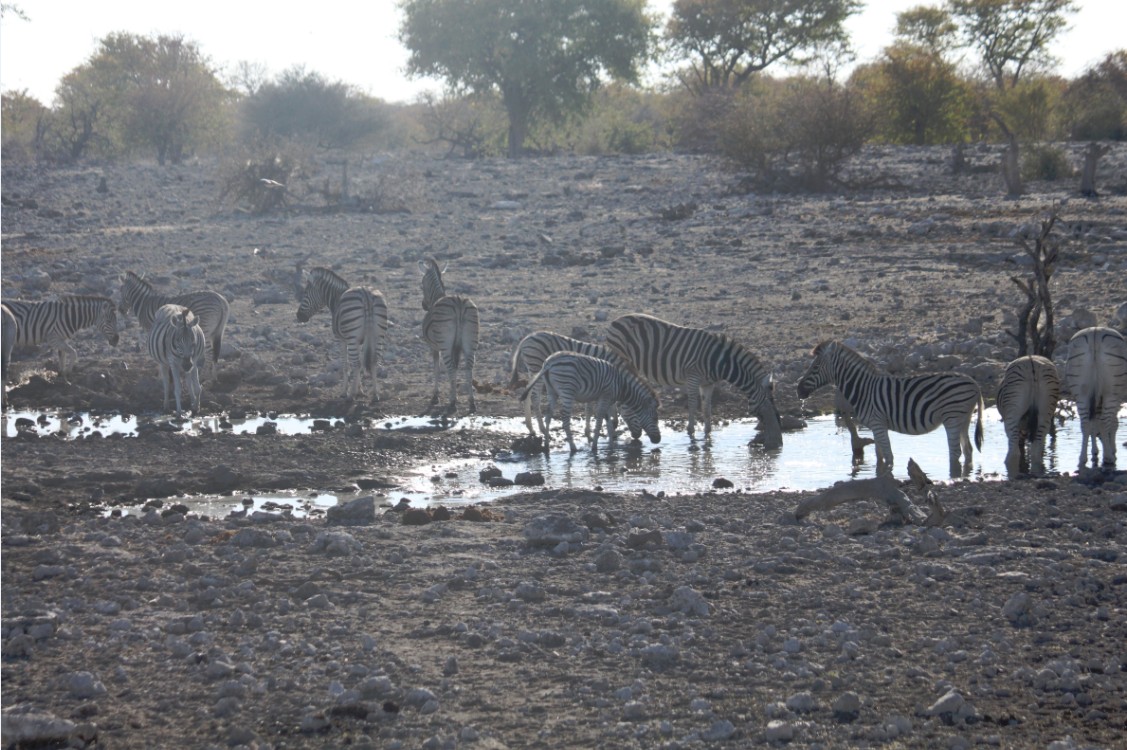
[0,295,119,381]
[296,267,389,400]
[520,351,661,453]
[796,340,984,476]
[419,257,478,414]
[507,330,631,438]
[118,271,229,376]
[148,304,207,416]
[1063,326,1127,469]
[996,355,1061,477]
[605,313,782,447]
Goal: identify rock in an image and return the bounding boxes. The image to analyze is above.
[523,514,588,548]
[926,689,965,716]
[64,671,107,699]
[325,496,376,526]
[310,531,362,557]
[669,586,710,617]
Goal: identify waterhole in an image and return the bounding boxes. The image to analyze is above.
[5,405,1124,518]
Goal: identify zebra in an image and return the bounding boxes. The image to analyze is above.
[296,267,389,400]
[1063,326,1127,469]
[507,330,632,438]
[605,313,782,447]
[148,304,207,416]
[0,295,119,381]
[1,304,15,406]
[419,257,478,414]
[118,271,229,377]
[796,340,984,476]
[520,351,661,453]
[996,355,1061,477]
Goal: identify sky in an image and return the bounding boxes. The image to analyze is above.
[1,1,1123,106]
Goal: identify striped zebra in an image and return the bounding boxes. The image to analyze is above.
[605,313,782,447]
[796,340,984,476]
[0,295,119,381]
[118,271,229,377]
[419,257,478,414]
[520,351,661,453]
[507,331,631,438]
[296,267,389,400]
[1063,326,1127,469]
[996,355,1061,477]
[148,304,207,416]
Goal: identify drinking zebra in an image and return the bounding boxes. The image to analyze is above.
[118,271,229,377]
[0,295,119,381]
[996,355,1061,477]
[419,257,478,414]
[1063,326,1127,469]
[296,267,389,400]
[507,330,631,438]
[796,340,984,476]
[520,351,661,453]
[148,304,207,416]
[605,313,783,448]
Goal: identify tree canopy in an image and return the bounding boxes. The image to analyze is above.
[664,0,861,93]
[949,0,1077,90]
[399,0,655,156]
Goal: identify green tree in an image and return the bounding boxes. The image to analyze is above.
[1061,50,1127,140]
[948,0,1078,195]
[664,0,861,94]
[858,6,970,145]
[399,0,655,157]
[240,67,388,149]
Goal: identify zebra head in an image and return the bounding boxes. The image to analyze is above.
[97,299,120,348]
[751,373,783,450]
[622,401,661,444]
[796,341,837,399]
[296,267,346,322]
[117,271,149,316]
[419,257,447,311]
[171,309,199,371]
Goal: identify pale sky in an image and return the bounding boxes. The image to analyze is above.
[1,1,1123,106]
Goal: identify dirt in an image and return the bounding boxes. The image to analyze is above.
[2,148,1126,749]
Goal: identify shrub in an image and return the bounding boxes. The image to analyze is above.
[1021,144,1073,181]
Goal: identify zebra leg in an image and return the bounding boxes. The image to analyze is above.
[699,382,715,438]
[1003,422,1023,477]
[560,404,578,454]
[685,375,702,438]
[340,340,354,399]
[945,421,967,477]
[187,364,202,414]
[464,351,476,414]
[158,362,173,412]
[428,349,442,407]
[872,426,894,474]
[444,352,459,413]
[1099,407,1119,467]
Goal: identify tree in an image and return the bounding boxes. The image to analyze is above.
[240,67,389,149]
[1,90,50,162]
[948,0,1077,195]
[1061,50,1127,141]
[664,0,861,94]
[400,0,655,157]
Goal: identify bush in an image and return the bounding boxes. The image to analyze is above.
[1021,144,1073,181]
[219,140,312,214]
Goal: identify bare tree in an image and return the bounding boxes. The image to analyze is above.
[1006,206,1062,359]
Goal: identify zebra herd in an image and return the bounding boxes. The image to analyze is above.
[1,260,1125,475]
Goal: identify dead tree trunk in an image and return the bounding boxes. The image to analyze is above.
[1006,207,1060,359]
[1079,142,1110,197]
[992,115,1024,198]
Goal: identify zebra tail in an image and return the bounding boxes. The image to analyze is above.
[363,309,380,375]
[974,394,985,451]
[519,366,546,403]
[1024,403,1040,443]
[506,348,524,392]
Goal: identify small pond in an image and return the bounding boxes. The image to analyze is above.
[5,405,1124,518]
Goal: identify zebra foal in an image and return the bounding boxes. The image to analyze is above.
[118,271,229,377]
[148,304,206,416]
[1063,326,1127,469]
[507,331,630,438]
[419,258,478,414]
[605,313,782,447]
[0,295,119,381]
[520,351,661,453]
[796,340,984,476]
[296,267,388,400]
[996,355,1061,477]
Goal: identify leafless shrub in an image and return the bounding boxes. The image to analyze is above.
[219,142,311,214]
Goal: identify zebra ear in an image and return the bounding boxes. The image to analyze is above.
[418,260,429,273]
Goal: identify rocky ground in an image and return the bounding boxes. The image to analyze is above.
[2,146,1127,748]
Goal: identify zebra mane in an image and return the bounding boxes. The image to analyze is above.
[308,266,349,290]
[822,340,881,373]
[124,270,155,292]
[624,367,660,406]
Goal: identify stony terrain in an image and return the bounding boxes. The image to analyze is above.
[2,146,1127,748]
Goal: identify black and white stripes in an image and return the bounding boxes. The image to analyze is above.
[0,295,119,380]
[1064,326,1127,469]
[419,258,479,414]
[118,271,229,375]
[148,304,207,416]
[296,267,389,400]
[520,351,660,453]
[796,340,984,475]
[606,313,782,447]
[997,355,1061,476]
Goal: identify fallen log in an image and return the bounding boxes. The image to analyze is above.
[795,471,930,525]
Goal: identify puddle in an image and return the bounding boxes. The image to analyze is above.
[4,406,1124,518]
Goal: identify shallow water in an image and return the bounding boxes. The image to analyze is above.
[5,405,1124,517]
